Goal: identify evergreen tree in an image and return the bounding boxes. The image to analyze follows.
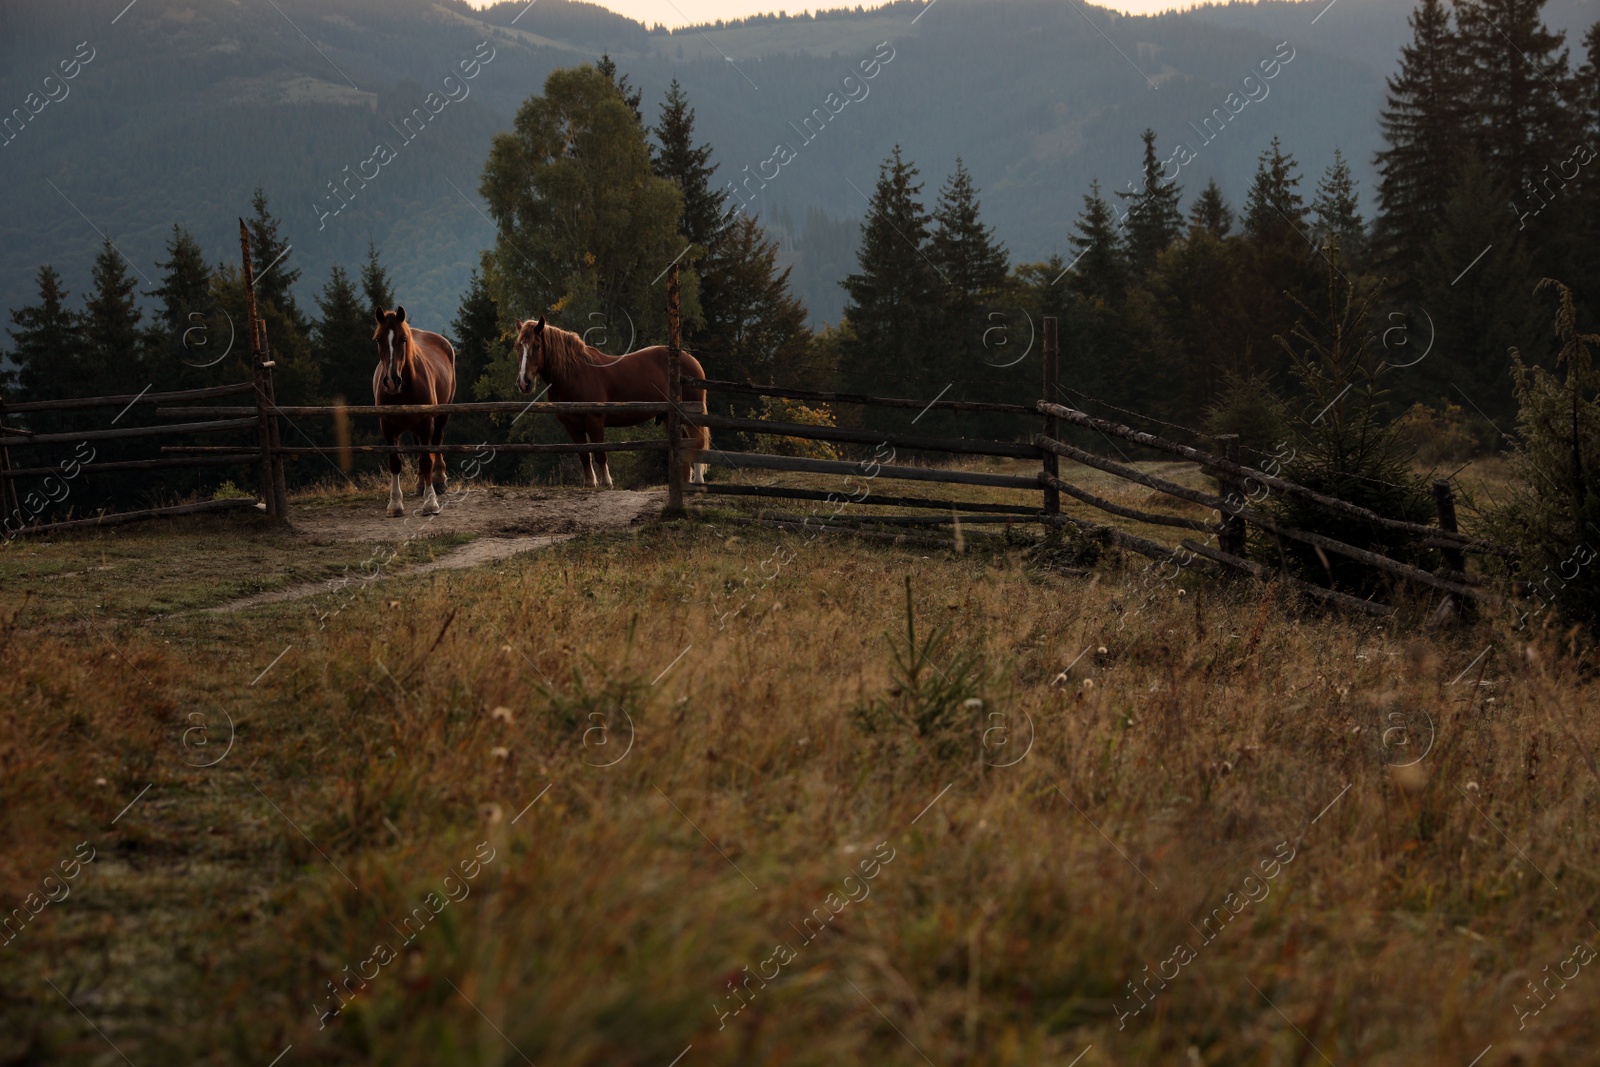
[454,269,500,406]
[652,80,727,251]
[247,187,305,329]
[1189,179,1233,239]
[1311,150,1367,263]
[7,266,83,403]
[1116,129,1184,276]
[596,53,644,126]
[698,215,811,394]
[82,239,148,396]
[148,225,214,382]
[930,159,1009,302]
[1374,0,1464,287]
[361,241,395,315]
[1412,156,1543,424]
[1455,0,1578,216]
[839,146,939,411]
[1064,181,1128,306]
[312,265,372,405]
[1243,136,1308,243]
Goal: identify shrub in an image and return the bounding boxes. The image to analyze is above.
[756,396,840,460]
[1391,401,1485,466]
[1493,280,1600,629]
[1205,371,1290,461]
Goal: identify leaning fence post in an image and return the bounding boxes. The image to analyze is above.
[258,320,288,519]
[664,263,684,517]
[1432,479,1465,575]
[1041,316,1059,521]
[1215,434,1246,556]
[239,219,278,519]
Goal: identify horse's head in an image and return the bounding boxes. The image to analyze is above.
[513,316,546,394]
[373,306,410,394]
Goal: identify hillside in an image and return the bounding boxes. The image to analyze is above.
[0,0,1589,336]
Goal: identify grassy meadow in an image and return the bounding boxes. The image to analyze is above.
[2,473,1597,1066]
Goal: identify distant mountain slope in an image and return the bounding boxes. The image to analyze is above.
[0,0,1588,341]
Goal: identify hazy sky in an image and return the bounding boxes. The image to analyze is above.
[468,0,1196,31]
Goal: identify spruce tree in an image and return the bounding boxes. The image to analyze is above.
[312,265,372,406]
[652,80,727,251]
[148,225,213,381]
[1065,181,1129,306]
[7,266,83,403]
[1189,179,1233,239]
[1311,150,1367,263]
[1374,0,1464,288]
[83,239,148,396]
[1243,136,1308,243]
[698,215,811,394]
[596,54,644,126]
[931,159,1009,302]
[839,146,939,409]
[361,241,395,315]
[1116,129,1184,276]
[247,187,304,329]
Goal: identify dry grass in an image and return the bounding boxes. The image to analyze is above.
[2,483,1596,1066]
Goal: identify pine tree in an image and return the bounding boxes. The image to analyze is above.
[361,241,395,315]
[930,159,1009,302]
[1189,179,1233,239]
[1116,129,1184,276]
[698,215,811,393]
[1374,0,1464,287]
[1311,150,1367,263]
[1455,0,1578,214]
[1064,181,1128,305]
[596,53,644,126]
[312,265,372,406]
[839,146,939,409]
[1243,136,1308,243]
[148,225,214,382]
[82,239,148,396]
[247,187,304,329]
[452,270,500,409]
[1411,156,1543,423]
[652,80,727,251]
[7,266,83,402]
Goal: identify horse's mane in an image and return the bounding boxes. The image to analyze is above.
[541,323,614,376]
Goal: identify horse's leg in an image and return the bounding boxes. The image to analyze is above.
[559,416,594,487]
[384,424,405,518]
[690,425,710,485]
[590,417,613,489]
[432,413,450,498]
[417,424,441,516]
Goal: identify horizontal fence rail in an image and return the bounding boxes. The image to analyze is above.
[687,482,1044,515]
[160,401,674,418]
[1037,401,1510,555]
[0,417,257,448]
[690,378,1035,415]
[0,382,255,415]
[699,449,1043,490]
[163,440,668,457]
[689,412,1040,459]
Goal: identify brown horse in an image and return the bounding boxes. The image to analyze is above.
[513,317,709,488]
[373,306,456,517]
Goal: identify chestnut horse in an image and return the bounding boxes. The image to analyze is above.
[373,306,456,517]
[512,317,709,488]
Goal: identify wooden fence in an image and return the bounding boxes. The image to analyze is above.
[0,221,1521,619]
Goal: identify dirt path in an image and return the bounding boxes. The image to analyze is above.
[211,485,663,612]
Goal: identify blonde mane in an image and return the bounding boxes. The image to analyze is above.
[539,323,615,375]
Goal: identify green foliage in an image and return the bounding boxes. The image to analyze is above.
[1243,136,1308,243]
[1205,372,1290,460]
[854,577,987,755]
[1265,245,1435,591]
[312,265,374,407]
[479,64,695,340]
[1117,129,1185,276]
[1496,280,1600,628]
[1391,401,1487,465]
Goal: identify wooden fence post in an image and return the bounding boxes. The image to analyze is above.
[1041,316,1059,519]
[259,320,288,518]
[238,220,278,519]
[1432,479,1465,575]
[1215,434,1246,556]
[664,263,684,517]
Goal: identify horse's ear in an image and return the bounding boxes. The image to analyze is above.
[395,305,406,324]
[535,316,545,333]
[373,307,385,324]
